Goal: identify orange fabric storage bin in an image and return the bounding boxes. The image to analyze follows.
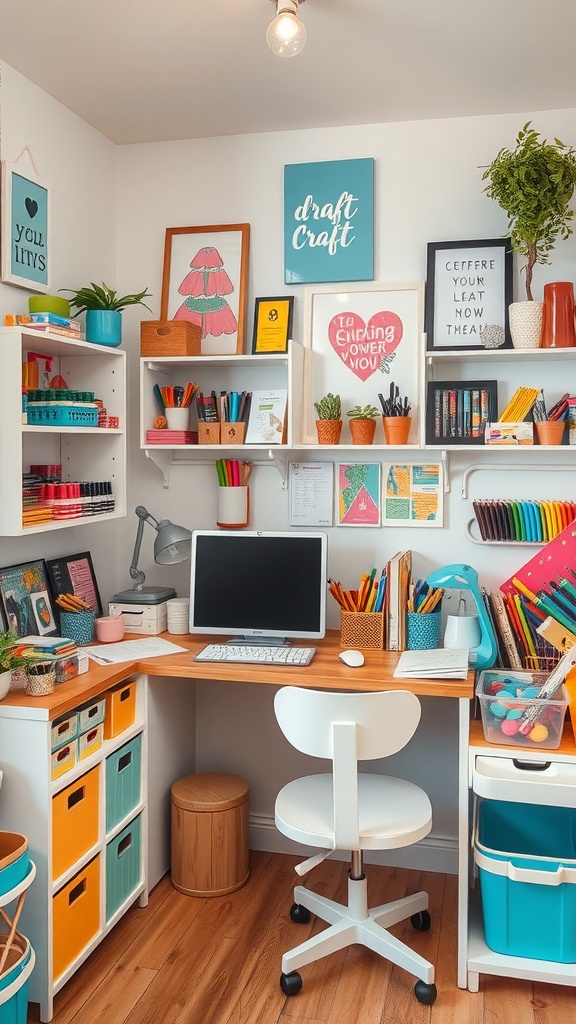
[52,766,99,880]
[104,681,136,739]
[53,855,100,979]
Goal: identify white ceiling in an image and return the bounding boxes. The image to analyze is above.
[1,0,575,145]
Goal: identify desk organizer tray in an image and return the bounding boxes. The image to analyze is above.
[26,403,99,427]
[476,669,568,749]
[474,799,576,961]
[0,835,29,898]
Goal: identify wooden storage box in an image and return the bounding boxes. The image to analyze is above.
[140,320,202,356]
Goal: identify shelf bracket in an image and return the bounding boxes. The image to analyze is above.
[267,450,289,489]
[145,450,172,488]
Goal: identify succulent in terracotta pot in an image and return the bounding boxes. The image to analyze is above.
[346,404,379,445]
[314,393,342,444]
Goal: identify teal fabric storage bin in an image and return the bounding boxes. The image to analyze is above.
[475,799,576,961]
[106,815,142,921]
[105,735,142,832]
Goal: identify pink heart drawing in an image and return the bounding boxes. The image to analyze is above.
[328,311,404,381]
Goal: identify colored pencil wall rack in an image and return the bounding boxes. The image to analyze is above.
[468,499,576,545]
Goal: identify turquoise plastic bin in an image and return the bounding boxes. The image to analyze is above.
[475,799,576,961]
[0,936,34,1024]
[0,837,29,900]
[105,735,142,832]
[106,815,142,921]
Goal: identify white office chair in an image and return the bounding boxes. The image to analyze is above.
[274,686,437,1005]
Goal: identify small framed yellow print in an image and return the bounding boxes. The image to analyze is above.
[252,295,294,354]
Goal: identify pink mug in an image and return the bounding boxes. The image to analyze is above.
[95,615,125,643]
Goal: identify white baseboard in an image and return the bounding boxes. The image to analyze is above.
[248,813,458,875]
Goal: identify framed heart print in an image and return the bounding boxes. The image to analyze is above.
[302,282,424,444]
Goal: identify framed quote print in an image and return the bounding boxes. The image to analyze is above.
[1,154,50,292]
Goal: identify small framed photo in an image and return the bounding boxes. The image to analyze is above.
[160,223,250,354]
[425,379,498,446]
[45,551,102,619]
[1,158,50,292]
[252,296,294,354]
[425,238,513,351]
[0,558,57,637]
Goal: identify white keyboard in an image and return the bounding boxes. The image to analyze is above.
[194,643,316,666]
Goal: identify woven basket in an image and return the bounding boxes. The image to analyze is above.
[340,611,384,650]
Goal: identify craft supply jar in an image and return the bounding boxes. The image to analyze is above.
[26,661,56,696]
[59,610,96,645]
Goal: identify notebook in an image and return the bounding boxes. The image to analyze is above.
[393,647,469,680]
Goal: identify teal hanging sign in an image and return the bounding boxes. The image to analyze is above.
[284,158,374,284]
[1,159,50,292]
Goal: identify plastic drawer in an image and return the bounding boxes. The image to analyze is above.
[52,766,99,880]
[51,712,79,753]
[105,814,142,922]
[104,681,136,739]
[105,735,142,833]
[77,698,105,733]
[473,755,576,807]
[53,856,100,979]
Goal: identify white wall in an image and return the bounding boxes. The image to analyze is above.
[0,62,122,605]
[2,59,575,867]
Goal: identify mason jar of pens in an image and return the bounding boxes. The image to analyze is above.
[216,459,252,528]
[197,390,252,446]
[328,570,386,649]
[406,583,443,650]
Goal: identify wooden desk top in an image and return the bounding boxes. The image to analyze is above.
[0,631,475,720]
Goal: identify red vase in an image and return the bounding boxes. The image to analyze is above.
[540,281,576,348]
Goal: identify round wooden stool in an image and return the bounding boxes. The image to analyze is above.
[171,772,250,897]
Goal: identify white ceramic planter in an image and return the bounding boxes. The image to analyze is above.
[508,300,543,349]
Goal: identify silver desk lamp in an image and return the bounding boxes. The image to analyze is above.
[112,505,192,605]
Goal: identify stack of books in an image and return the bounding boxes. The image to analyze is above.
[19,635,78,658]
[5,312,84,339]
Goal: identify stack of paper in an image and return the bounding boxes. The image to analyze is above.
[393,647,469,680]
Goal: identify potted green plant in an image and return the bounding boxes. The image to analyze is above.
[314,392,342,445]
[0,629,30,700]
[481,122,576,347]
[60,281,153,348]
[346,403,379,445]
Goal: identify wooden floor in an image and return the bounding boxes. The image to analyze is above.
[30,852,573,1024]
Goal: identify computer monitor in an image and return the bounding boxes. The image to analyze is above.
[189,530,328,643]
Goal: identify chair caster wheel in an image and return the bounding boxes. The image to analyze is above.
[280,971,303,996]
[290,903,311,924]
[410,909,431,931]
[414,980,437,1005]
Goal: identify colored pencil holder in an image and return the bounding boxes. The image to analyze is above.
[217,486,249,529]
[59,610,96,646]
[407,611,441,650]
[26,662,56,696]
[198,422,221,445]
[340,611,384,650]
[220,422,246,445]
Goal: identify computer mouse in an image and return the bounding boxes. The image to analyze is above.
[338,649,365,668]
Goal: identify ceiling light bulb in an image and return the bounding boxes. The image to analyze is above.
[267,1,307,59]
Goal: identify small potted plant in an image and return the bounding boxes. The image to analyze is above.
[314,393,342,444]
[346,403,379,445]
[0,629,30,700]
[481,122,576,348]
[60,281,153,348]
[378,384,412,444]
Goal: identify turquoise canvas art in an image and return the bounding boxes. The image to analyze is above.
[284,158,374,284]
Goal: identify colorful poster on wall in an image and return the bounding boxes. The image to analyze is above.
[1,161,50,292]
[382,464,444,527]
[337,463,381,527]
[284,158,374,284]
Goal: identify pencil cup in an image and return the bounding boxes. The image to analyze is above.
[198,422,221,445]
[216,486,249,529]
[26,661,56,696]
[165,407,190,430]
[407,611,441,651]
[340,611,384,650]
[221,422,246,445]
[59,610,96,646]
[166,598,190,635]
